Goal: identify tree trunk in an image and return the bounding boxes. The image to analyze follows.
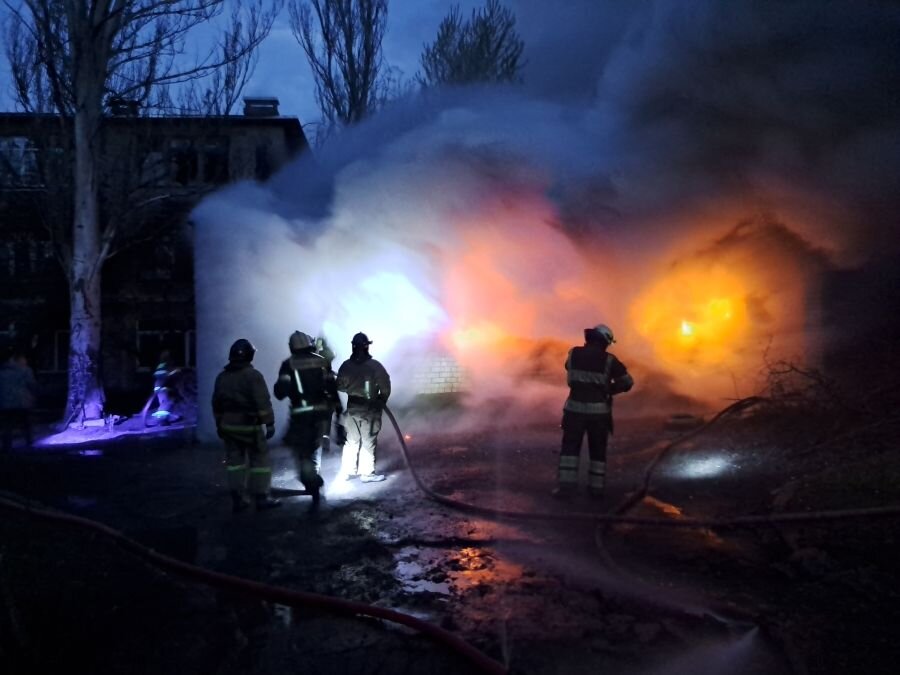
[65,104,105,422]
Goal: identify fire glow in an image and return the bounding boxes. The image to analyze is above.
[633,264,750,370]
[194,100,830,439]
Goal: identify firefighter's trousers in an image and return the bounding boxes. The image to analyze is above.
[221,427,271,497]
[285,411,330,492]
[341,412,382,477]
[558,411,611,492]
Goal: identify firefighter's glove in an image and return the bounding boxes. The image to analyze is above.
[264,424,275,440]
[335,422,347,447]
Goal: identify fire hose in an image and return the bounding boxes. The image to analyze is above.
[383,399,900,672]
[0,493,508,675]
[382,401,900,528]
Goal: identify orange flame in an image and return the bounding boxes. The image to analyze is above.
[632,264,749,370]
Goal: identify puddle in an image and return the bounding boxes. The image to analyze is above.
[393,544,524,599]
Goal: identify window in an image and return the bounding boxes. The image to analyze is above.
[136,321,187,370]
[184,329,196,368]
[168,138,198,185]
[51,330,69,372]
[0,242,14,277]
[255,142,271,181]
[202,137,229,184]
[0,136,40,186]
[140,137,168,186]
[138,236,176,281]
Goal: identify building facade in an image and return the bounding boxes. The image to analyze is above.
[0,98,308,413]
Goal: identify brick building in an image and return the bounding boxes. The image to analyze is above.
[0,98,308,413]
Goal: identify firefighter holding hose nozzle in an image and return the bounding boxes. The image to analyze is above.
[554,323,634,500]
[274,331,341,512]
[336,332,391,483]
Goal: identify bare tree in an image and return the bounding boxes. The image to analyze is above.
[2,0,279,423]
[288,0,388,134]
[419,0,524,87]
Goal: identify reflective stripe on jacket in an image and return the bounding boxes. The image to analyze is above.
[336,354,391,414]
[563,345,632,415]
[273,352,337,416]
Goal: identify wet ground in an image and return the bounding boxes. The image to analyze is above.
[1,407,899,674]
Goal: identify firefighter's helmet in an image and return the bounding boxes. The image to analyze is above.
[289,331,315,353]
[351,332,372,346]
[228,338,256,363]
[584,324,615,345]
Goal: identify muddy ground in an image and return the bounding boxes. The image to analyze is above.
[1,403,899,675]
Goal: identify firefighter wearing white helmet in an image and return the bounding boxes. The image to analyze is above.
[274,331,341,511]
[554,324,634,499]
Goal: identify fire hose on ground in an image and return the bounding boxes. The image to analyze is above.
[382,401,900,529]
[3,398,898,675]
[383,398,900,674]
[0,491,509,675]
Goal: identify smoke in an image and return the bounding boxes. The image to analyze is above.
[193,2,900,440]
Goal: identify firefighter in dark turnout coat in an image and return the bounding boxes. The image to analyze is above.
[336,332,391,483]
[212,339,280,513]
[555,324,634,498]
[274,331,340,510]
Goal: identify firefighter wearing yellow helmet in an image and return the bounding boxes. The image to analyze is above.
[554,324,634,499]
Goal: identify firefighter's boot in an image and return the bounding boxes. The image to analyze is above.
[255,494,282,511]
[308,476,324,513]
[231,490,251,514]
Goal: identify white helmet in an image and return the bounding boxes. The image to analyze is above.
[585,323,615,345]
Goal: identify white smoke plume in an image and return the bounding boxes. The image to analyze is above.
[193,2,900,440]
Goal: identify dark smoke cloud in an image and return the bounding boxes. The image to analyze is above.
[514,0,900,257]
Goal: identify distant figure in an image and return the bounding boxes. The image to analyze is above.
[0,350,38,452]
[152,349,182,425]
[274,331,341,512]
[212,339,280,513]
[315,335,340,454]
[336,332,391,483]
[554,324,634,499]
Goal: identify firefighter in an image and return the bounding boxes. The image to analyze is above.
[273,331,341,511]
[554,324,634,499]
[314,335,339,453]
[336,332,391,483]
[151,349,181,425]
[212,338,281,513]
[0,349,37,452]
